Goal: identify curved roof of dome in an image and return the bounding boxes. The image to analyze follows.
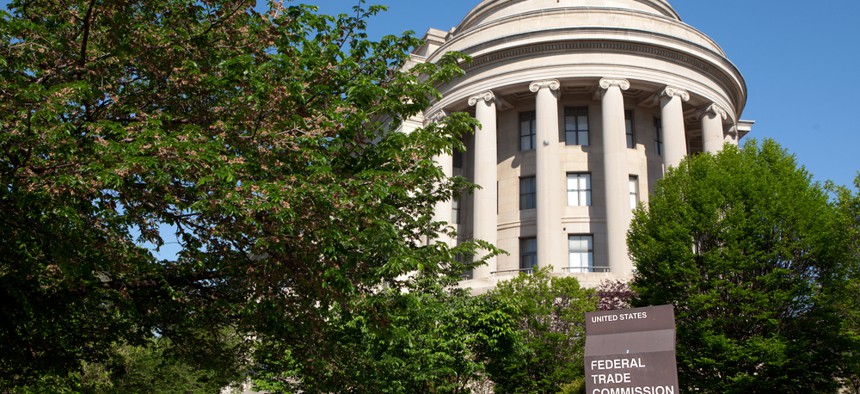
[457,0,681,32]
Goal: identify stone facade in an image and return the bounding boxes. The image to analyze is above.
[404,0,754,292]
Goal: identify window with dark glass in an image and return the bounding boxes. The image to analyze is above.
[565,106,589,146]
[520,111,536,151]
[654,117,663,156]
[453,149,463,169]
[625,110,635,149]
[520,237,538,271]
[520,176,536,210]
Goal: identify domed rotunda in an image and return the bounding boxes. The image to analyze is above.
[405,0,754,291]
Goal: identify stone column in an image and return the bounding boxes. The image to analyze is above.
[700,104,727,154]
[599,78,632,275]
[660,86,690,169]
[468,91,498,279]
[428,110,455,247]
[529,80,561,273]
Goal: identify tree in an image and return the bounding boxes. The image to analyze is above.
[629,140,854,393]
[13,338,240,394]
[0,0,482,389]
[595,279,635,311]
[832,175,860,393]
[473,268,597,394]
[253,277,485,394]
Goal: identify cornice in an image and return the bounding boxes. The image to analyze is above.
[463,36,727,79]
[459,39,742,114]
[456,1,680,34]
[448,7,718,58]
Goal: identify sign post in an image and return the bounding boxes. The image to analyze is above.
[584,305,679,394]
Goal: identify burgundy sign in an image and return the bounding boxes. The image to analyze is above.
[585,305,679,394]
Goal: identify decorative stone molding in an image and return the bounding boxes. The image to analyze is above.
[660,86,690,102]
[468,91,497,106]
[426,109,449,124]
[698,103,727,120]
[727,126,739,138]
[599,78,631,91]
[461,40,741,104]
[528,79,561,93]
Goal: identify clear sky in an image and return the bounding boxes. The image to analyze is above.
[300,0,860,189]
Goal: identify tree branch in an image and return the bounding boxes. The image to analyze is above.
[79,0,98,67]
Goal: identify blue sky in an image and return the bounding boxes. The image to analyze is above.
[301,0,860,189]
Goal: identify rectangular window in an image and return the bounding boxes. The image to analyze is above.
[564,107,589,146]
[654,117,663,156]
[520,111,536,151]
[453,149,463,169]
[625,110,635,149]
[520,237,538,272]
[566,173,591,206]
[568,235,594,273]
[629,175,639,210]
[452,195,461,224]
[520,176,536,210]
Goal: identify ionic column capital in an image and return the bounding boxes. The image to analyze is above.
[727,126,739,138]
[599,78,631,91]
[426,109,449,124]
[529,79,561,93]
[698,103,728,121]
[660,86,690,102]
[468,91,497,107]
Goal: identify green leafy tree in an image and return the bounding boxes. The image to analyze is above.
[14,338,239,394]
[0,0,481,389]
[253,277,485,393]
[473,268,597,394]
[832,175,860,393]
[629,140,854,393]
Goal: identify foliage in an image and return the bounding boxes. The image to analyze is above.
[253,277,484,393]
[13,338,238,394]
[473,268,597,394]
[0,0,482,389]
[831,175,860,393]
[595,279,635,311]
[556,378,586,394]
[629,140,854,393]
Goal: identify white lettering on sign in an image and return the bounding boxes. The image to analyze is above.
[591,373,631,384]
[589,358,648,387]
[591,386,675,394]
[590,358,646,370]
[591,311,648,323]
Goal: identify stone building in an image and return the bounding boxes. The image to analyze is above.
[402,0,754,292]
